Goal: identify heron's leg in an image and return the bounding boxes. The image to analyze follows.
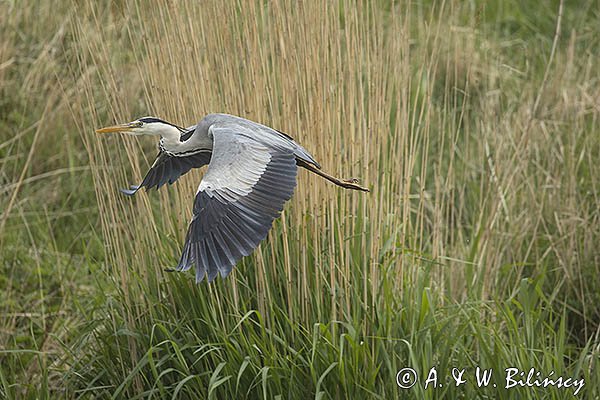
[297,160,369,192]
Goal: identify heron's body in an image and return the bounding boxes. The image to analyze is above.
[96,113,367,282]
[158,114,317,164]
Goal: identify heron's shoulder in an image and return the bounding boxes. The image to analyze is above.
[201,113,263,129]
[201,114,271,136]
[210,113,288,132]
[203,114,299,149]
[201,113,244,124]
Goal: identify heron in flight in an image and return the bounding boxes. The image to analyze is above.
[96,113,368,282]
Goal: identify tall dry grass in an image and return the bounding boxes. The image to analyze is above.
[72,0,599,322]
[0,2,104,397]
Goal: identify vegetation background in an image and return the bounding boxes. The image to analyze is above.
[1,0,599,398]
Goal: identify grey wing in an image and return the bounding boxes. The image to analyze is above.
[175,124,298,282]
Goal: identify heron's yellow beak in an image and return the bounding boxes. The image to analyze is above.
[95,122,136,134]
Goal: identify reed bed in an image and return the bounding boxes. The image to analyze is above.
[1,0,599,398]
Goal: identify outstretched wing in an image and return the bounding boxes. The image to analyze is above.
[175,124,298,282]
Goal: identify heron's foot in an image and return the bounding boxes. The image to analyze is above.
[341,178,369,192]
[164,268,176,272]
[297,160,370,192]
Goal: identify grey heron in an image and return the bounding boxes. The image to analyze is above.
[96,113,368,282]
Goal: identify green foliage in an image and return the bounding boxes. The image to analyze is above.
[1,0,599,399]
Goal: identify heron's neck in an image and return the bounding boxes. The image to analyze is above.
[157,125,182,149]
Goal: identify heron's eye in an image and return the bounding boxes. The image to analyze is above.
[135,121,144,127]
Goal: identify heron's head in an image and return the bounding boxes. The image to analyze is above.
[95,117,183,137]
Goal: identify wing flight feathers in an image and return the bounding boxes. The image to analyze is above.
[175,124,298,282]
